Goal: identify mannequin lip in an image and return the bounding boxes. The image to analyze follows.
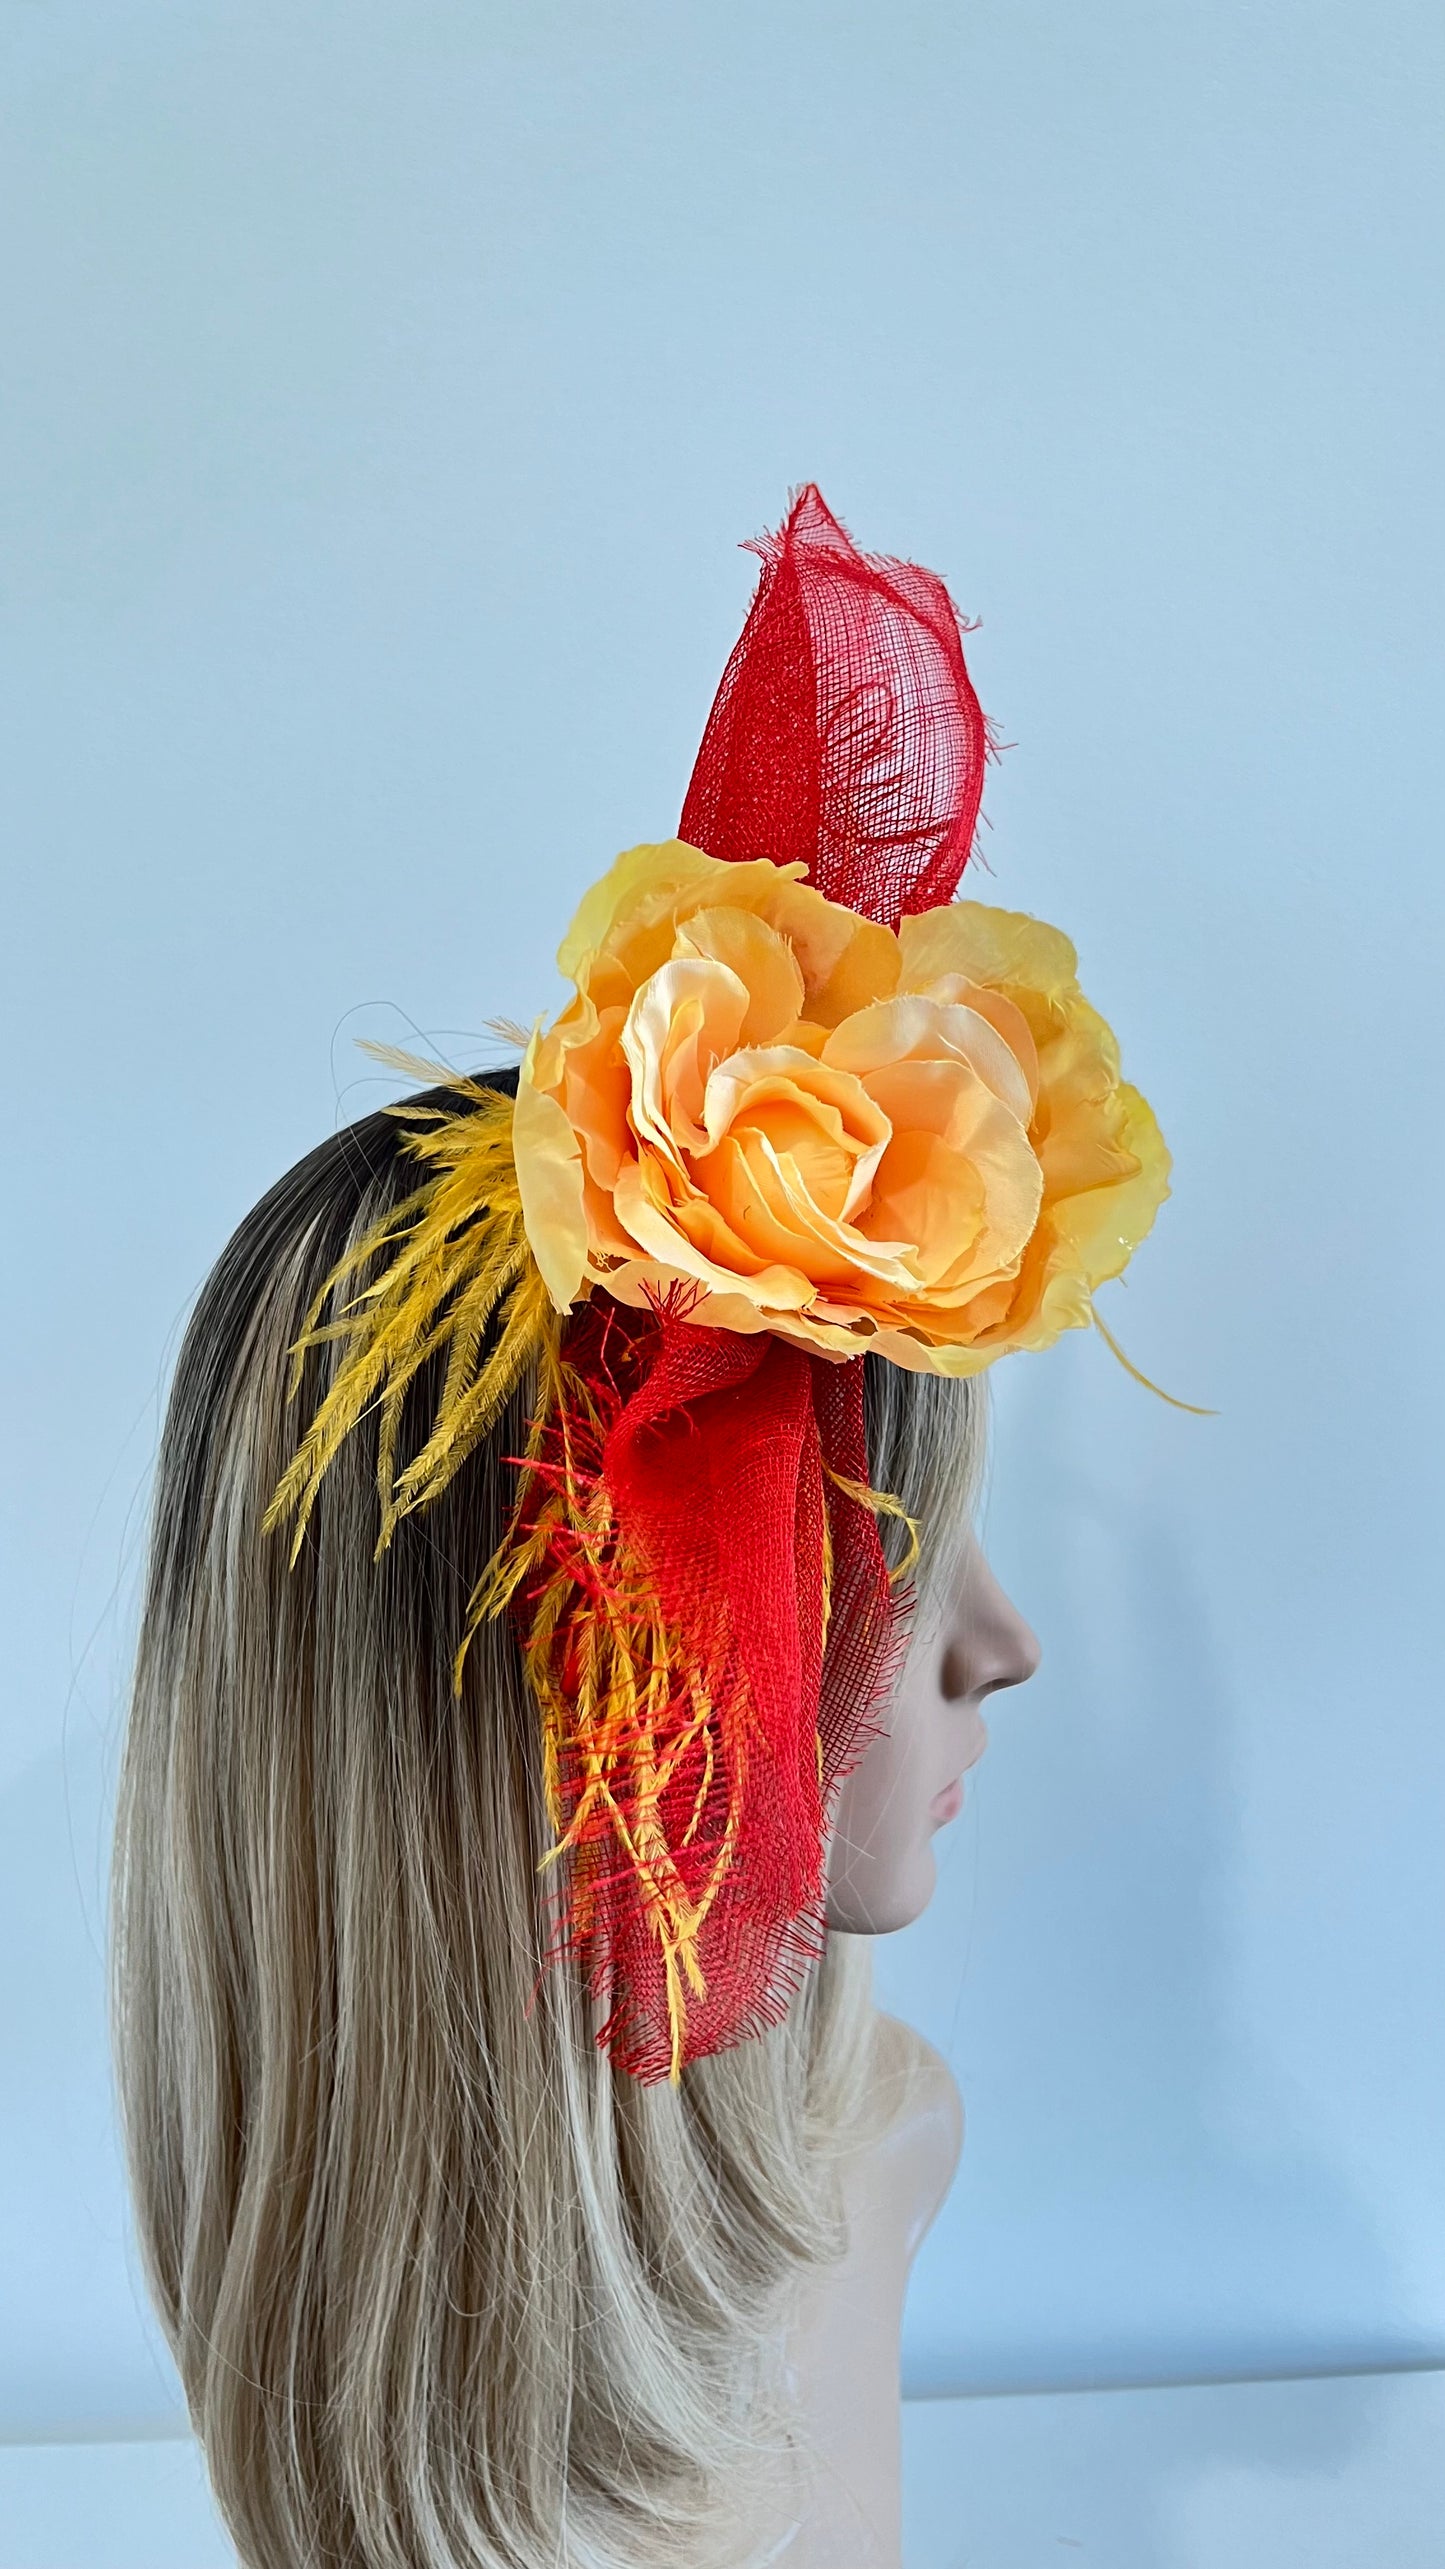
[929,1719,989,1825]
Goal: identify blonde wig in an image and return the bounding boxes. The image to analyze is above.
[112,1073,986,2569]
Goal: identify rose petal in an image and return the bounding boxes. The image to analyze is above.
[703,1124,915,1290]
[557,839,721,1005]
[676,861,900,1027]
[674,906,807,1043]
[623,959,750,1163]
[898,900,1079,1004]
[822,993,1034,1127]
[862,1132,988,1288]
[513,1048,591,1312]
[892,975,1041,1111]
[610,1158,819,1310]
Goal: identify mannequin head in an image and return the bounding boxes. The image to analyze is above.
[112,1072,1017,2569]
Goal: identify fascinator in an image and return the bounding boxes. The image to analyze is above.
[266,488,1171,2081]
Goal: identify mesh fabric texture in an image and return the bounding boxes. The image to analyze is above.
[539,489,988,2075]
[680,482,987,930]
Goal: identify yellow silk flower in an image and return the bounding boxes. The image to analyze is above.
[512,841,1169,1376]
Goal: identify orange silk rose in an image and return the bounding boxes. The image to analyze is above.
[513,841,1169,1375]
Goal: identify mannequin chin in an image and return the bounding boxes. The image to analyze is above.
[824,1531,1040,1934]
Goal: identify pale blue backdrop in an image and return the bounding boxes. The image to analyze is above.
[2,0,1440,2444]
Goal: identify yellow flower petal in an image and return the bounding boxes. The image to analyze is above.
[556,839,719,984]
[674,905,807,1043]
[610,1157,819,1310]
[514,1042,591,1312]
[899,899,1079,1002]
[623,958,751,1163]
[823,992,1034,1127]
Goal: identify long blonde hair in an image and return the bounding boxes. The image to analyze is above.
[111,1075,984,2569]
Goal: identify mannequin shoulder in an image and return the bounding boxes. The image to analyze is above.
[852,2012,963,2260]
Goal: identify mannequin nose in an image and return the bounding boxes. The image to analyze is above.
[940,1545,1041,1704]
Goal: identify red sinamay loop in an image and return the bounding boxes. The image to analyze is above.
[527,1304,903,2083]
[605,1317,903,2078]
[680,482,988,929]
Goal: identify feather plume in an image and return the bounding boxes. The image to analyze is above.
[263,1078,560,1569]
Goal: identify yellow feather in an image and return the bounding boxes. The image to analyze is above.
[262,1081,560,1565]
[823,1465,921,1584]
[1092,1306,1216,1416]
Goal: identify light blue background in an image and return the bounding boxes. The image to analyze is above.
[2,0,1440,2441]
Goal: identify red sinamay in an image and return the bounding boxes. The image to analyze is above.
[546,489,988,2078]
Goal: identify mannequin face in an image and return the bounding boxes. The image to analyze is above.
[824,1532,1040,1934]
